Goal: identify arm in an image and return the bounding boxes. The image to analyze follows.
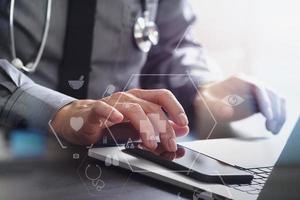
[0,59,75,131]
[0,59,189,151]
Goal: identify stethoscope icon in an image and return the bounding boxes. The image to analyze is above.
[85,164,105,191]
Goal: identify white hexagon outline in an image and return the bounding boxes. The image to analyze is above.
[48,119,68,149]
[96,73,218,173]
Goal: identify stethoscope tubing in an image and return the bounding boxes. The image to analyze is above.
[9,0,158,73]
[9,0,52,73]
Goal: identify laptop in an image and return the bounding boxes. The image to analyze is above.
[258,117,300,200]
[89,117,300,199]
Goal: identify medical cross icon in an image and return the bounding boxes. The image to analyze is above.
[140,113,167,140]
[125,138,135,149]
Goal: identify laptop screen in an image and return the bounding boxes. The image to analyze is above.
[259,117,300,199]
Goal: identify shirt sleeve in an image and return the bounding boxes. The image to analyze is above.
[140,0,221,128]
[0,59,75,131]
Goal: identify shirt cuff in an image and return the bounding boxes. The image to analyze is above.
[1,83,75,131]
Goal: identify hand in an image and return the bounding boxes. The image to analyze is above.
[51,89,189,151]
[194,74,286,134]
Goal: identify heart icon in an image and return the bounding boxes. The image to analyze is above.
[70,117,84,131]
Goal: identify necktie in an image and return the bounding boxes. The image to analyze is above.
[58,0,97,99]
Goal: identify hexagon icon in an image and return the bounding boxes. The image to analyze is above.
[103,73,217,173]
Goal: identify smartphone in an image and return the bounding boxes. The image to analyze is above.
[122,142,253,184]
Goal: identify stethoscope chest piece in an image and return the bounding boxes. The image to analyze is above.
[133,11,159,53]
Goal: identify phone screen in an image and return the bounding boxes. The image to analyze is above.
[123,142,253,184]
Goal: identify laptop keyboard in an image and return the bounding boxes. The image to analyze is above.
[229,167,273,195]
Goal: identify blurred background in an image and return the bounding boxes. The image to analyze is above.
[190,0,300,107]
[187,0,300,140]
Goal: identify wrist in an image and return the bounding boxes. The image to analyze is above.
[51,101,74,134]
[194,83,212,106]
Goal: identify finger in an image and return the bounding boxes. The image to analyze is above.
[148,110,177,152]
[77,116,115,145]
[277,98,287,133]
[161,151,176,160]
[265,90,281,133]
[253,86,273,123]
[169,120,189,137]
[128,98,178,152]
[176,147,185,158]
[109,91,178,151]
[99,117,115,128]
[81,117,112,136]
[87,101,124,124]
[116,103,157,150]
[267,91,286,134]
[138,143,162,154]
[128,89,188,126]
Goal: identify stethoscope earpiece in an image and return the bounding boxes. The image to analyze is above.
[11,58,24,70]
[11,58,36,73]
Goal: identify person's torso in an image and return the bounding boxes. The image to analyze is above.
[0,0,159,98]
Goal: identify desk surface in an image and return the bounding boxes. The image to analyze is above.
[0,109,297,200]
[0,148,192,200]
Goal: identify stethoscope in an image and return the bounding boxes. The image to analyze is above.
[9,0,159,73]
[9,0,52,73]
[134,0,159,53]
